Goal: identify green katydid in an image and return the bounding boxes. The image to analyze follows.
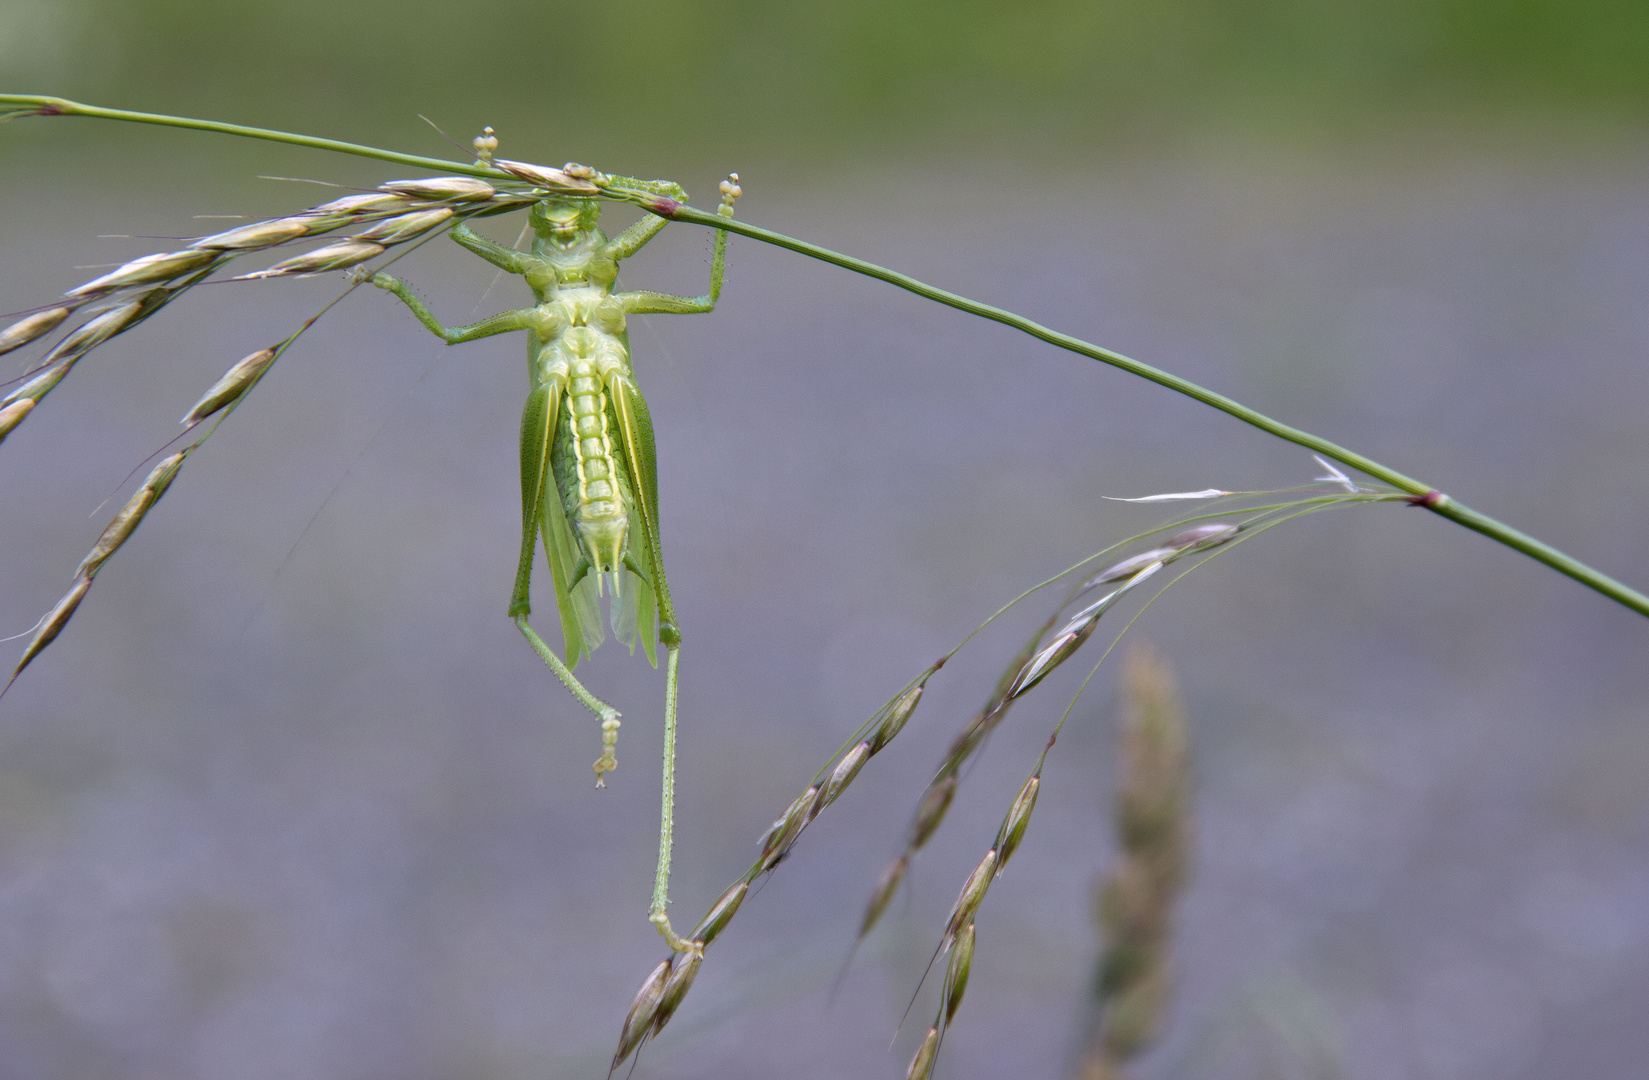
[354,174,743,953]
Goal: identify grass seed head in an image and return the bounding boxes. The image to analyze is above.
[0,306,70,356]
[906,1026,940,1080]
[690,881,747,948]
[649,948,703,1036]
[943,848,997,945]
[611,958,671,1071]
[67,250,217,298]
[184,348,279,424]
[380,177,497,202]
[350,207,455,245]
[993,774,1041,877]
[910,773,958,849]
[820,741,872,809]
[870,683,925,754]
[12,575,91,678]
[859,854,908,938]
[240,240,385,279]
[0,398,34,442]
[943,920,976,1026]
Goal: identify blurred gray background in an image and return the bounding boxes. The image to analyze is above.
[2,3,1648,1078]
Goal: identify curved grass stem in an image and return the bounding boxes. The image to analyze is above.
[664,206,1649,621]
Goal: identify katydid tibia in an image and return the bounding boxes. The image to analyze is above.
[0,103,739,953]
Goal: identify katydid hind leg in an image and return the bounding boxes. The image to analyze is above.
[513,381,622,783]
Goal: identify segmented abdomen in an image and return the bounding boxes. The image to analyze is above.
[553,346,632,574]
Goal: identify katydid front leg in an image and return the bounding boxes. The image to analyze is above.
[620,176,741,317]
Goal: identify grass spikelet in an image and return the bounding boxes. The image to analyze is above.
[869,681,926,753]
[0,399,33,442]
[610,958,671,1073]
[1165,522,1237,549]
[859,854,908,937]
[689,881,746,947]
[183,347,278,425]
[942,920,975,1026]
[757,784,820,870]
[309,192,411,216]
[648,947,702,1036]
[351,207,455,245]
[237,240,385,280]
[992,772,1041,877]
[66,249,217,298]
[41,299,145,361]
[0,306,70,355]
[909,773,957,849]
[906,1026,940,1080]
[820,740,872,809]
[0,360,71,412]
[941,848,997,946]
[379,177,497,202]
[74,451,185,578]
[1085,548,1174,585]
[191,217,312,250]
[492,160,601,194]
[7,576,91,685]
[1076,645,1191,1080]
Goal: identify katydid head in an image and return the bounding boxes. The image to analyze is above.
[528,198,616,291]
[529,198,602,248]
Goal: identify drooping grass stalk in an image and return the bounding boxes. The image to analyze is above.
[6,94,1643,619]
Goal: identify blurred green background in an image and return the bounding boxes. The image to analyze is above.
[4,0,1648,166]
[3,4,1649,1080]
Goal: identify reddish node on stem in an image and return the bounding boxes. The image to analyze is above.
[1407,490,1447,508]
[649,197,682,217]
